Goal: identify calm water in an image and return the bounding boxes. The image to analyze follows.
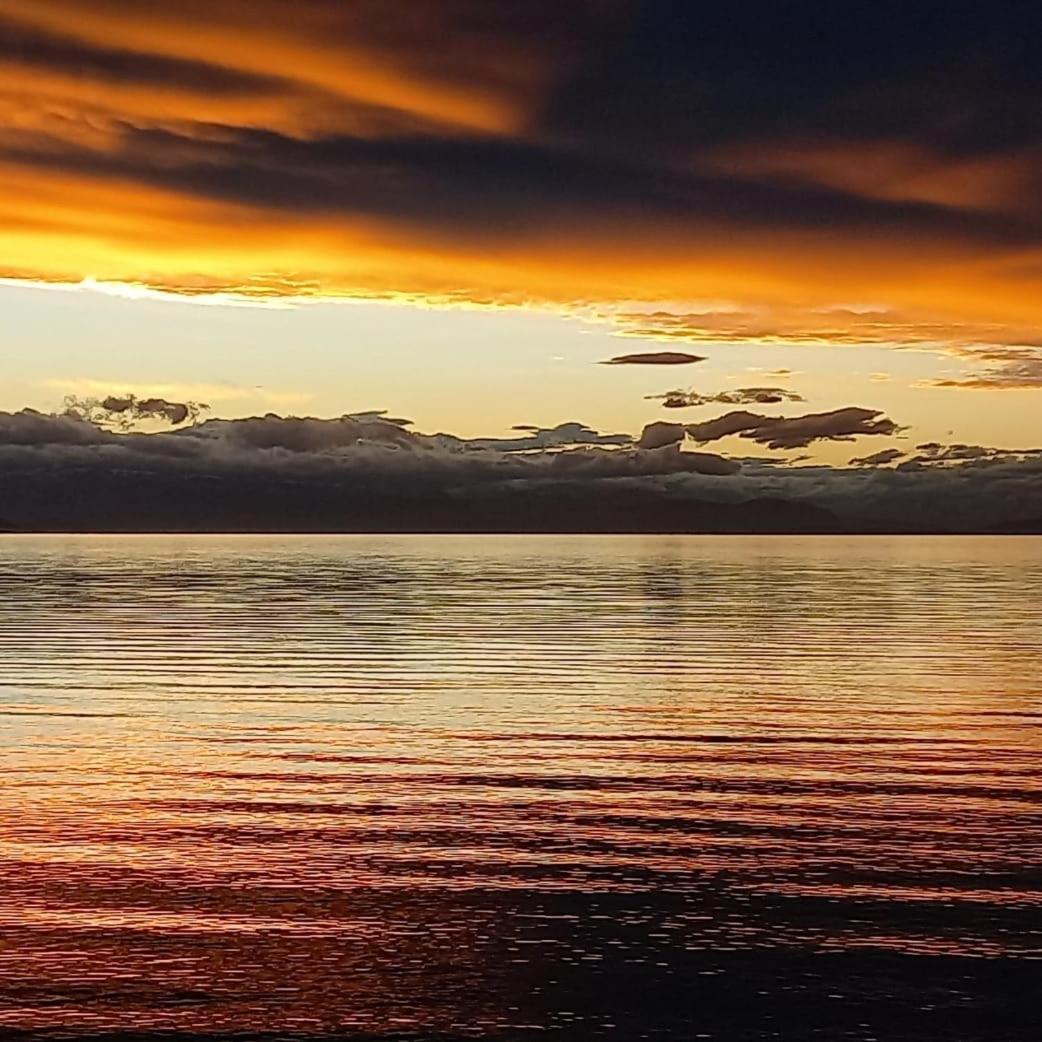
[0,535,1040,1042]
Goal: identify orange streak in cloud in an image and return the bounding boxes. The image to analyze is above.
[0,0,528,134]
[4,153,1042,335]
[704,139,1040,216]
[1,3,1042,363]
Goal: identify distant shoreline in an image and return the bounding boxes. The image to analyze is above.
[2,527,1039,536]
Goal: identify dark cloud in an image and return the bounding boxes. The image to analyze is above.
[99,396,199,427]
[186,413,419,453]
[58,393,210,432]
[677,453,1042,532]
[601,352,705,366]
[8,113,1037,261]
[637,422,686,450]
[902,441,1042,467]
[451,421,632,452]
[0,408,760,541]
[915,442,995,462]
[345,410,414,427]
[0,408,106,446]
[850,448,906,467]
[538,1,1042,163]
[0,408,726,480]
[10,0,1042,167]
[686,407,903,450]
[1,406,1038,533]
[647,387,805,409]
[683,410,770,444]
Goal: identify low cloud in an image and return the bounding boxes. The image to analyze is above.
[600,351,706,366]
[1,405,1038,534]
[96,395,201,427]
[345,410,414,427]
[0,407,739,529]
[45,377,315,409]
[62,391,206,431]
[901,442,1042,468]
[0,408,108,446]
[647,387,804,409]
[850,448,906,467]
[915,442,995,462]
[925,349,1042,389]
[686,407,902,450]
[454,421,632,452]
[637,421,686,450]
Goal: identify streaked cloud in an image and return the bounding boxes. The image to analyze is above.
[605,308,1042,353]
[850,448,906,467]
[601,352,706,366]
[1,0,1042,365]
[924,349,1042,390]
[686,407,903,451]
[904,441,1042,466]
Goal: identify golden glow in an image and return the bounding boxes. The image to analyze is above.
[5,163,1042,344]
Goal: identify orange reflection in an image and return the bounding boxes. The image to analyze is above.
[0,535,1039,1035]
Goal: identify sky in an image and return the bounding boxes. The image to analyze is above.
[2,1,1042,529]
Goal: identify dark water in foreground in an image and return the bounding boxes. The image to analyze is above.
[0,535,1039,1042]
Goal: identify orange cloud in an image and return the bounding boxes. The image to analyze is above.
[0,0,539,134]
[2,0,1042,369]
[702,139,1042,216]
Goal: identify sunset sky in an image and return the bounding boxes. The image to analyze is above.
[2,1,1042,529]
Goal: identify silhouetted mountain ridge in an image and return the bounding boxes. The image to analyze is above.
[0,469,838,533]
[988,516,1042,534]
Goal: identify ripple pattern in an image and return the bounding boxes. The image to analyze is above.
[0,534,1039,1041]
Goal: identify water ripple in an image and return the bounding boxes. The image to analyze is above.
[0,534,1040,1041]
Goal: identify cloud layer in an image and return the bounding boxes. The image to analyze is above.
[3,0,1042,365]
[1,404,1040,533]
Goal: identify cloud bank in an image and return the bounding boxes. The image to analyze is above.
[1,404,1039,533]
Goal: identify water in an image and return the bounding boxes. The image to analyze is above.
[0,535,1039,1041]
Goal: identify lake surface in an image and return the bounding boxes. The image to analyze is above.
[0,535,1039,1041]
